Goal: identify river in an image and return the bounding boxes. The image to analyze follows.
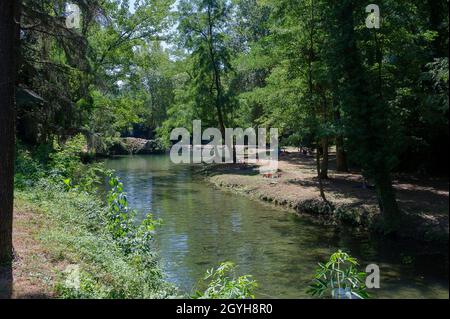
[105,155,449,299]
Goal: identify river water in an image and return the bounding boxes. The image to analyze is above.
[105,155,449,299]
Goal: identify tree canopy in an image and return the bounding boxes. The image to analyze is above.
[9,0,450,232]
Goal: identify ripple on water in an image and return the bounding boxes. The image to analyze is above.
[105,155,449,299]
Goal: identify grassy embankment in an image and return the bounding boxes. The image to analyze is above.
[1,135,178,299]
[6,182,178,299]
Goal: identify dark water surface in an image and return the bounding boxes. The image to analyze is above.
[105,155,449,299]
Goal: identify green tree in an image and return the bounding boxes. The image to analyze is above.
[177,0,234,136]
[326,0,401,231]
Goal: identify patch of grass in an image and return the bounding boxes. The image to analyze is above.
[16,182,178,299]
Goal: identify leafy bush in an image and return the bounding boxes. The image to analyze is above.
[194,262,257,299]
[105,174,161,256]
[14,145,45,189]
[18,180,177,299]
[49,134,87,178]
[15,137,177,298]
[45,135,111,193]
[334,207,363,226]
[307,250,369,299]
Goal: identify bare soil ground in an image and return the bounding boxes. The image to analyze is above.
[206,149,449,242]
[0,199,63,299]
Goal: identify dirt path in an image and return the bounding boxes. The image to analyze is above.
[0,199,61,299]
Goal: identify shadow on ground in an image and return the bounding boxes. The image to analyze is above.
[0,263,12,299]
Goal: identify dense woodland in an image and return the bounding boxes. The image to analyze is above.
[0,0,449,289]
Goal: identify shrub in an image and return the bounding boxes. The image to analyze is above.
[18,181,177,299]
[14,143,45,188]
[307,250,369,299]
[49,134,86,178]
[194,262,257,299]
[105,174,162,256]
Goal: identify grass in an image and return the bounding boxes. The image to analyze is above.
[14,181,178,299]
[1,197,57,298]
[7,137,256,299]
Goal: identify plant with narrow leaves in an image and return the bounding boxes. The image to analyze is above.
[194,262,257,299]
[106,174,161,256]
[307,250,369,299]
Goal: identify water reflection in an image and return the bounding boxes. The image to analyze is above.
[105,155,449,299]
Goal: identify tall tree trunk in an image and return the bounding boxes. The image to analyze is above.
[308,0,329,204]
[330,0,399,230]
[206,4,226,138]
[316,144,330,206]
[374,172,401,232]
[320,137,329,179]
[334,107,348,172]
[320,93,329,179]
[213,62,226,137]
[335,134,348,172]
[0,0,19,265]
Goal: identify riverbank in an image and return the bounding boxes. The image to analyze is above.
[1,183,178,299]
[204,149,449,244]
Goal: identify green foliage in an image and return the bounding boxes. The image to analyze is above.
[15,132,260,300]
[194,262,258,299]
[15,134,177,299]
[14,143,45,189]
[307,250,369,299]
[165,0,235,134]
[17,172,177,299]
[18,0,175,148]
[43,134,110,193]
[334,206,365,227]
[49,134,87,178]
[79,164,112,194]
[19,0,449,179]
[106,174,162,256]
